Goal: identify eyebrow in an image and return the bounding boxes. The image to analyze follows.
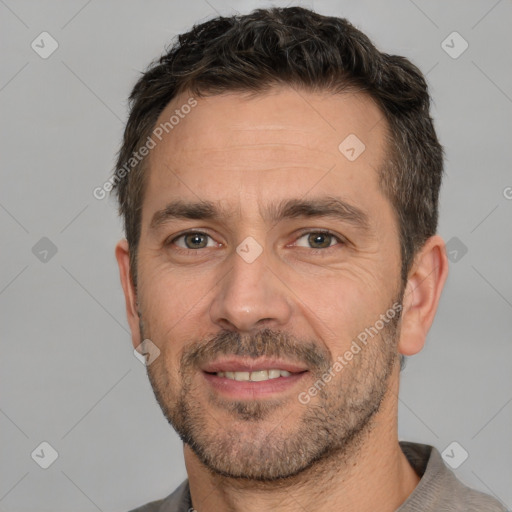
[269,197,370,231]
[149,197,371,232]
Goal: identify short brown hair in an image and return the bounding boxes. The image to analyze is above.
[112,6,443,289]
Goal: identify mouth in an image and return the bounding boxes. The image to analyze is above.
[201,358,309,398]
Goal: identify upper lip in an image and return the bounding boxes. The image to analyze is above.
[201,357,308,374]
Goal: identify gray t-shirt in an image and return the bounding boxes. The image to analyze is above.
[127,442,507,511]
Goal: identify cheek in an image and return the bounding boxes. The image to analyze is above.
[137,262,214,352]
[291,268,394,352]
[140,253,196,311]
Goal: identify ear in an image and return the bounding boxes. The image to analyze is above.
[398,235,449,356]
[115,239,142,350]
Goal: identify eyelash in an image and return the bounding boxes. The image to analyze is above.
[166,229,346,254]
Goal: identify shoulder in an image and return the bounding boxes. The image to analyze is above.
[399,442,508,512]
[126,480,191,512]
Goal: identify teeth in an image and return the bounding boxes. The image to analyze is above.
[215,369,294,381]
[268,369,281,379]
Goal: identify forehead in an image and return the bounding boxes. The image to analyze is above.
[142,87,391,226]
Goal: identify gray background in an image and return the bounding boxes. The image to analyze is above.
[1,0,511,510]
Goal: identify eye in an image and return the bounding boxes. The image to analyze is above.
[294,231,342,250]
[171,231,217,250]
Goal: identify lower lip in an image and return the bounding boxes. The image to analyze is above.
[202,371,308,398]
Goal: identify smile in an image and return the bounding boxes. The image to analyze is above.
[214,369,293,381]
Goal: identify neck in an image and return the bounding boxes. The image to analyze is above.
[184,369,419,512]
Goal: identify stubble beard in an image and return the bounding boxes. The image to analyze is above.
[143,298,402,482]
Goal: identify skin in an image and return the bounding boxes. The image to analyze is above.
[116,86,449,512]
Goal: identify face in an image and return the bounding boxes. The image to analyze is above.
[131,87,404,480]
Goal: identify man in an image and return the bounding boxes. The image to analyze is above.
[113,6,506,512]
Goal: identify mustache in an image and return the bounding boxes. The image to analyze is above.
[180,328,332,374]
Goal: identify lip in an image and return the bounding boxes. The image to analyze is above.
[201,357,309,399]
[201,357,308,374]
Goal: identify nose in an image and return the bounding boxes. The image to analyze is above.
[209,244,293,333]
